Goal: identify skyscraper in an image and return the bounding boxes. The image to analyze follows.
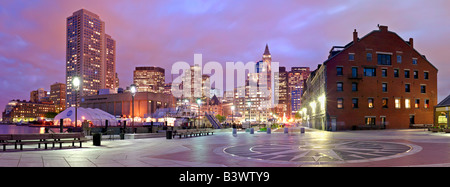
[133,66,165,93]
[66,9,117,107]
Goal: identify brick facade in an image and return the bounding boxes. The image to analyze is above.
[301,25,438,130]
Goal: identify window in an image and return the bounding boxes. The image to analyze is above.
[377,54,392,65]
[365,117,376,126]
[395,98,401,109]
[394,69,399,78]
[382,69,387,77]
[337,98,343,109]
[352,98,359,108]
[415,99,420,109]
[414,71,418,79]
[364,68,376,76]
[405,84,410,92]
[421,85,426,93]
[337,82,343,91]
[425,99,430,108]
[352,67,358,78]
[382,83,388,92]
[413,58,418,65]
[424,72,429,80]
[349,53,355,61]
[336,67,343,76]
[405,99,411,109]
[404,70,410,78]
[367,53,372,61]
[368,98,374,109]
[397,55,402,63]
[382,98,388,108]
[352,82,358,92]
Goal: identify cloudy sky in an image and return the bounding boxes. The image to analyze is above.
[1,0,450,114]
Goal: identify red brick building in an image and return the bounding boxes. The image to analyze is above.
[301,25,438,130]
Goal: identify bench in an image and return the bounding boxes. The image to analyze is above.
[0,133,88,151]
[200,128,214,136]
[172,129,214,138]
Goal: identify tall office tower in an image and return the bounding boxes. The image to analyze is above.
[105,34,117,89]
[66,9,116,107]
[133,66,165,93]
[288,67,310,115]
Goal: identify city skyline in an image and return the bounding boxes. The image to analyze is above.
[1,0,450,114]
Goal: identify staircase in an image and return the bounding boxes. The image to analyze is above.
[205,114,222,129]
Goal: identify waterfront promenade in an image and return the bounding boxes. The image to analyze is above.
[1,127,450,167]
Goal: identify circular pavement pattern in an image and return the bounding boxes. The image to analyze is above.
[220,140,422,164]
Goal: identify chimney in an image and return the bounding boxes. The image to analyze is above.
[379,25,388,32]
[353,29,358,43]
[409,38,414,48]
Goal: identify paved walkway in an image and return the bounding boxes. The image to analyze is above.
[1,128,450,167]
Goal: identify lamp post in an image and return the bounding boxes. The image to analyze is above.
[130,84,137,129]
[72,77,80,128]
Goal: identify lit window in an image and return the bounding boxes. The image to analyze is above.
[425,99,430,108]
[395,98,401,109]
[405,99,411,109]
[368,98,374,109]
[382,98,388,108]
[337,98,343,109]
[415,99,420,109]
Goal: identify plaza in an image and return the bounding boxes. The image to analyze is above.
[1,127,450,167]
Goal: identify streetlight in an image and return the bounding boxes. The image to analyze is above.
[130,84,137,129]
[72,76,80,128]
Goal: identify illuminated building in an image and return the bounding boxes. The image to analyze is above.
[301,25,437,130]
[288,67,310,116]
[133,66,165,93]
[50,82,66,113]
[2,100,56,123]
[80,91,175,119]
[66,9,117,107]
[30,88,49,103]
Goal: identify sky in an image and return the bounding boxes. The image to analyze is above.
[1,0,450,115]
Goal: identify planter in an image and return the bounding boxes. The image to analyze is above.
[431,128,440,133]
[444,129,450,133]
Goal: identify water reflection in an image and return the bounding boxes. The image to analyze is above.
[0,125,63,134]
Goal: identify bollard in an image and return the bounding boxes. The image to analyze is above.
[301,127,305,134]
[284,127,289,134]
[250,128,254,134]
[267,127,271,134]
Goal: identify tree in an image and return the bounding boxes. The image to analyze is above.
[215,114,226,123]
[44,112,58,119]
